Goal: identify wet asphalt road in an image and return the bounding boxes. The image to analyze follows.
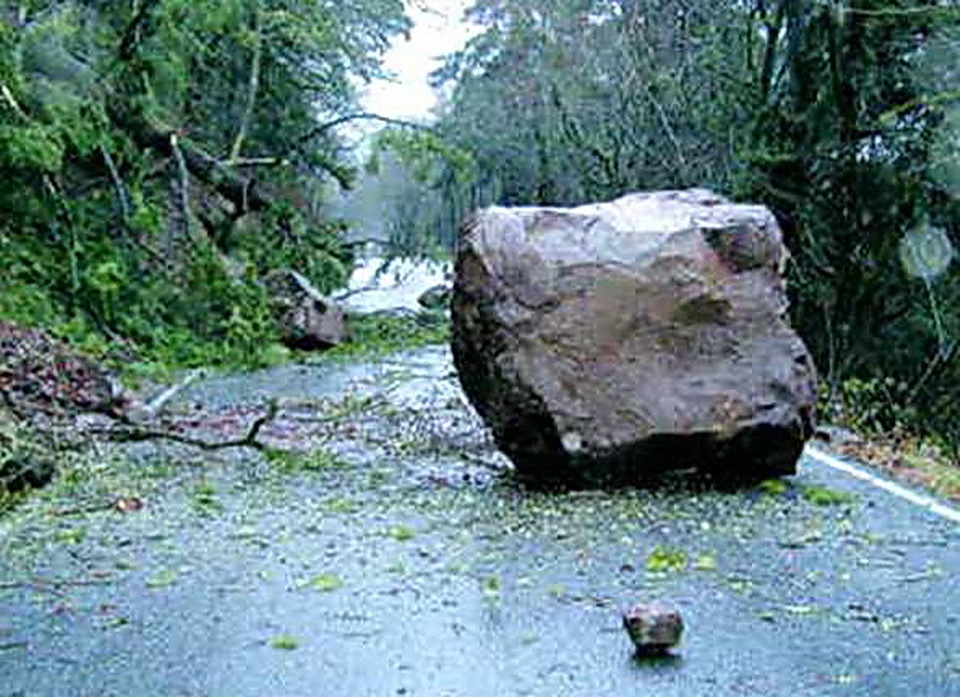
[1,346,959,697]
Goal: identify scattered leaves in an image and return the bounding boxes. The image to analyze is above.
[781,604,818,616]
[145,570,178,589]
[192,482,222,513]
[326,498,359,514]
[55,528,86,545]
[801,485,855,506]
[759,479,789,496]
[481,575,501,597]
[645,546,687,573]
[269,635,300,650]
[303,574,344,593]
[386,525,416,542]
[100,616,131,630]
[693,553,717,571]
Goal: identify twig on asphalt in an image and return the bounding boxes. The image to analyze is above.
[93,399,279,452]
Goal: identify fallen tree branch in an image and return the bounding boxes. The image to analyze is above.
[0,82,28,120]
[97,399,279,451]
[107,102,275,214]
[170,133,192,238]
[100,145,130,221]
[134,369,204,421]
[227,157,289,168]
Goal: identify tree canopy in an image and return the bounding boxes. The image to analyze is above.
[368,0,960,454]
[1,0,409,364]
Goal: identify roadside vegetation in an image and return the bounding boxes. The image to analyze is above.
[360,1,960,470]
[1,1,959,482]
[1,0,410,374]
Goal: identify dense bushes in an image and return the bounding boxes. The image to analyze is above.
[0,0,407,370]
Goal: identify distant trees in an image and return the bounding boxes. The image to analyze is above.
[741,0,960,451]
[381,0,959,454]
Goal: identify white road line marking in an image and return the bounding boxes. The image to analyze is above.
[804,444,960,525]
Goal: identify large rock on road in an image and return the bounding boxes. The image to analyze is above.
[265,269,346,351]
[451,189,817,486]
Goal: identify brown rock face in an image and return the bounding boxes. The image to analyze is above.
[265,270,346,351]
[451,190,817,486]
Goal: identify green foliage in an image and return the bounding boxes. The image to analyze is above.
[645,545,688,574]
[0,0,411,373]
[325,310,450,360]
[425,0,960,456]
[302,573,344,592]
[831,377,919,436]
[0,124,63,171]
[265,447,345,473]
[375,130,477,186]
[268,634,300,650]
[385,524,416,542]
[800,485,856,508]
[238,208,351,294]
[758,479,789,497]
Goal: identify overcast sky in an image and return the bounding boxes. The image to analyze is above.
[362,0,476,120]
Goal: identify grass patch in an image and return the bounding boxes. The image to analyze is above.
[758,479,789,496]
[265,448,346,473]
[800,484,856,506]
[322,311,450,361]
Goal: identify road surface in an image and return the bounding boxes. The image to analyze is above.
[2,346,959,696]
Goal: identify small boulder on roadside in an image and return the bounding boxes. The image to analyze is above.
[622,602,684,655]
[265,269,347,351]
[417,284,452,311]
[451,189,817,486]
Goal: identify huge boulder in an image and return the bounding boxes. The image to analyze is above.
[265,270,346,351]
[451,189,817,486]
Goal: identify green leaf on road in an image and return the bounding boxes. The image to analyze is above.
[269,635,300,650]
[303,574,344,592]
[645,546,687,573]
[386,525,416,542]
[801,485,855,506]
[146,570,178,589]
